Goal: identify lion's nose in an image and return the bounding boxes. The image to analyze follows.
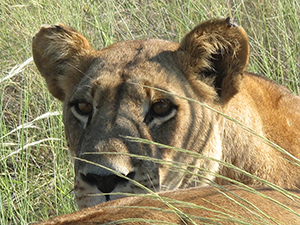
[81,172,136,195]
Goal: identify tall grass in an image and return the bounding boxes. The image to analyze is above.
[0,0,299,224]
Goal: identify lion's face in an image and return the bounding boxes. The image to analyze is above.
[65,39,222,208]
[32,18,250,209]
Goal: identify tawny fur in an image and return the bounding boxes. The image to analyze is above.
[34,186,300,224]
[32,18,300,211]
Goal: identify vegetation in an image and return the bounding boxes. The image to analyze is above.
[0,0,299,224]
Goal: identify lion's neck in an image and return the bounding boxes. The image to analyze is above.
[216,72,300,188]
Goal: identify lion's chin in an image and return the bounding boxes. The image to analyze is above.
[74,184,104,209]
[76,195,105,210]
[74,182,135,209]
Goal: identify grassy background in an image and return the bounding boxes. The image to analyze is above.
[0,0,299,224]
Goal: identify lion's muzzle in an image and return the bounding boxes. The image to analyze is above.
[80,171,136,201]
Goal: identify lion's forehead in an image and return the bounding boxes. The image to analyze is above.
[87,39,181,79]
[69,39,188,105]
[100,38,180,58]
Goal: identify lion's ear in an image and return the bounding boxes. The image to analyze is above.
[179,17,250,101]
[32,24,96,101]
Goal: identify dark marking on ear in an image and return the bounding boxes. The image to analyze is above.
[53,25,62,30]
[226,17,238,28]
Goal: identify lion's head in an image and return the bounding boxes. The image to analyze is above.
[33,17,300,209]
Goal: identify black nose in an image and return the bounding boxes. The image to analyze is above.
[81,172,136,194]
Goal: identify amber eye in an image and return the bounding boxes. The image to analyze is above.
[75,102,93,115]
[152,99,173,116]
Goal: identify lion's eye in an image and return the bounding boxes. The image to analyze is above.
[71,101,93,129]
[152,99,172,116]
[144,98,177,128]
[74,102,93,115]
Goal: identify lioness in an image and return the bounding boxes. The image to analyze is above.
[32,17,300,209]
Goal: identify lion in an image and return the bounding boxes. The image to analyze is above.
[32,17,300,210]
[34,186,300,224]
